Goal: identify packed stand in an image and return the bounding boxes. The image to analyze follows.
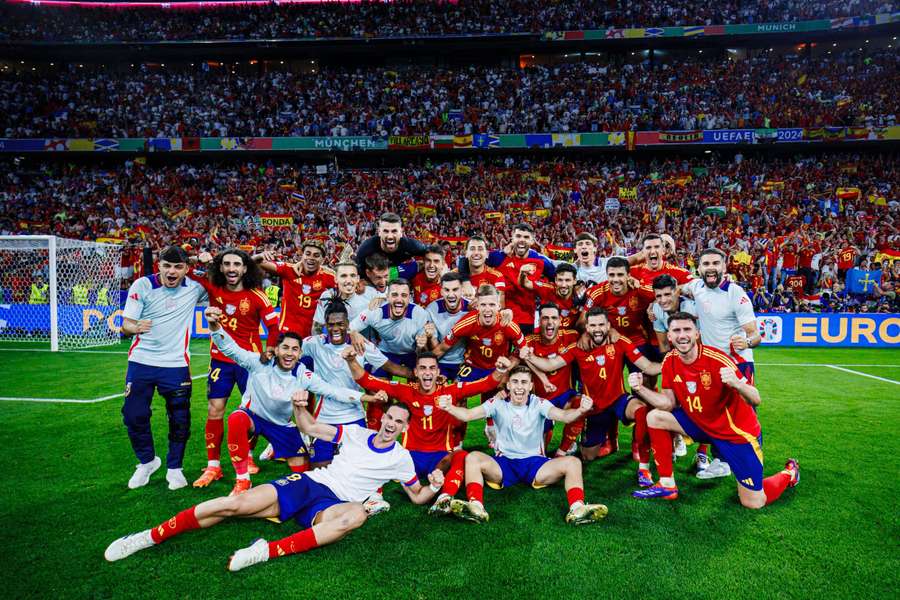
[2,48,897,139]
[1,152,897,311]
[0,0,893,42]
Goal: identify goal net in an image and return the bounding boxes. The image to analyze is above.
[0,236,124,351]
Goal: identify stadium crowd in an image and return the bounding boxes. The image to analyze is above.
[2,152,897,311]
[2,48,896,138]
[0,0,892,42]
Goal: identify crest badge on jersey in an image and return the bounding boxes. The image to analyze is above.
[686,381,697,393]
[239,298,250,315]
[313,280,323,291]
[225,303,237,315]
[166,298,177,310]
[302,284,312,294]
[482,338,492,347]
[420,293,428,304]
[617,306,627,316]
[605,345,616,358]
[597,355,606,366]
[493,332,504,344]
[700,371,713,390]
[424,405,433,416]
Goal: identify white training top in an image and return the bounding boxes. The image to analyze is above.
[350,302,432,355]
[123,275,208,368]
[482,395,553,459]
[652,298,698,333]
[313,289,371,329]
[425,298,469,365]
[307,424,417,502]
[685,278,756,363]
[301,334,389,424]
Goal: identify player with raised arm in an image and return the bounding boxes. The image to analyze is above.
[190,249,280,489]
[256,239,335,338]
[522,307,660,486]
[204,306,385,496]
[438,366,608,525]
[630,233,694,287]
[630,312,799,507]
[302,298,411,469]
[343,349,509,516]
[104,395,443,571]
[312,262,370,334]
[120,245,208,490]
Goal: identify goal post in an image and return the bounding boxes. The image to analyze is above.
[0,235,124,351]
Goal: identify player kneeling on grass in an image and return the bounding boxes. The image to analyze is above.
[436,366,608,525]
[105,393,444,571]
[629,312,799,508]
[205,306,386,496]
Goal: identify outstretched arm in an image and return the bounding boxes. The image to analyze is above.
[628,372,675,410]
[402,470,445,505]
[291,390,338,441]
[547,394,593,423]
[436,394,487,422]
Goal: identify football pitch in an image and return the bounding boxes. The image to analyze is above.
[0,341,897,599]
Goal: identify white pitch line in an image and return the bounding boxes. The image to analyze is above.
[757,363,900,367]
[0,374,207,404]
[825,365,900,386]
[0,348,130,354]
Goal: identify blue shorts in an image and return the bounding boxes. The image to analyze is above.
[626,343,662,373]
[310,418,365,464]
[207,358,249,400]
[582,394,633,448]
[489,455,550,489]
[672,407,764,491]
[271,472,345,528]
[410,450,450,481]
[373,351,416,377]
[238,409,308,460]
[544,389,578,433]
[456,364,493,382]
[439,363,461,381]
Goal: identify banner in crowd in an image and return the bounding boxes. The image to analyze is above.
[1,126,898,155]
[3,307,896,348]
[259,214,293,228]
[543,12,899,41]
[756,313,900,347]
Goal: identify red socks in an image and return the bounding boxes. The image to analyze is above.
[633,405,650,463]
[150,507,200,544]
[566,487,585,507]
[289,463,309,473]
[227,410,252,476]
[443,451,467,497]
[558,417,585,453]
[268,528,318,559]
[466,482,484,504]
[205,418,224,462]
[763,471,792,505]
[648,426,674,478]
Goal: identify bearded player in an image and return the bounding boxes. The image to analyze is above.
[630,312,799,508]
[191,249,280,489]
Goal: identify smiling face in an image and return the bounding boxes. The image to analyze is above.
[654,285,678,312]
[159,260,189,288]
[378,404,411,443]
[511,228,534,257]
[643,237,665,270]
[387,283,411,318]
[466,239,488,269]
[538,306,560,342]
[325,312,349,345]
[554,270,575,298]
[574,239,597,264]
[220,253,247,290]
[585,312,610,346]
[699,253,726,288]
[506,370,534,406]
[423,252,443,282]
[367,267,390,292]
[378,220,403,253]
[667,318,700,357]
[335,264,360,297]
[274,335,301,371]
[606,266,629,295]
[441,278,463,312]
[414,356,439,393]
[300,246,324,276]
[476,292,500,326]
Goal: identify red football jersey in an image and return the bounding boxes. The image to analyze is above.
[444,310,526,370]
[525,329,579,398]
[191,275,279,364]
[559,336,644,412]
[533,281,581,329]
[837,247,857,270]
[584,282,655,345]
[355,372,499,452]
[494,255,543,327]
[630,263,694,287]
[411,271,442,307]
[785,274,805,295]
[468,267,507,293]
[661,343,761,443]
[275,262,335,337]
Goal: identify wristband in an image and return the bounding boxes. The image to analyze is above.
[429,482,442,493]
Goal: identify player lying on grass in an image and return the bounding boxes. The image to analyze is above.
[435,366,609,525]
[105,395,444,571]
[343,347,510,515]
[629,312,799,508]
[204,306,387,496]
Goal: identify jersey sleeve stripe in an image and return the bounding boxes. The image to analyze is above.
[402,475,419,487]
[331,425,344,444]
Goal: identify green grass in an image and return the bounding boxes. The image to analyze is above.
[0,342,898,599]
